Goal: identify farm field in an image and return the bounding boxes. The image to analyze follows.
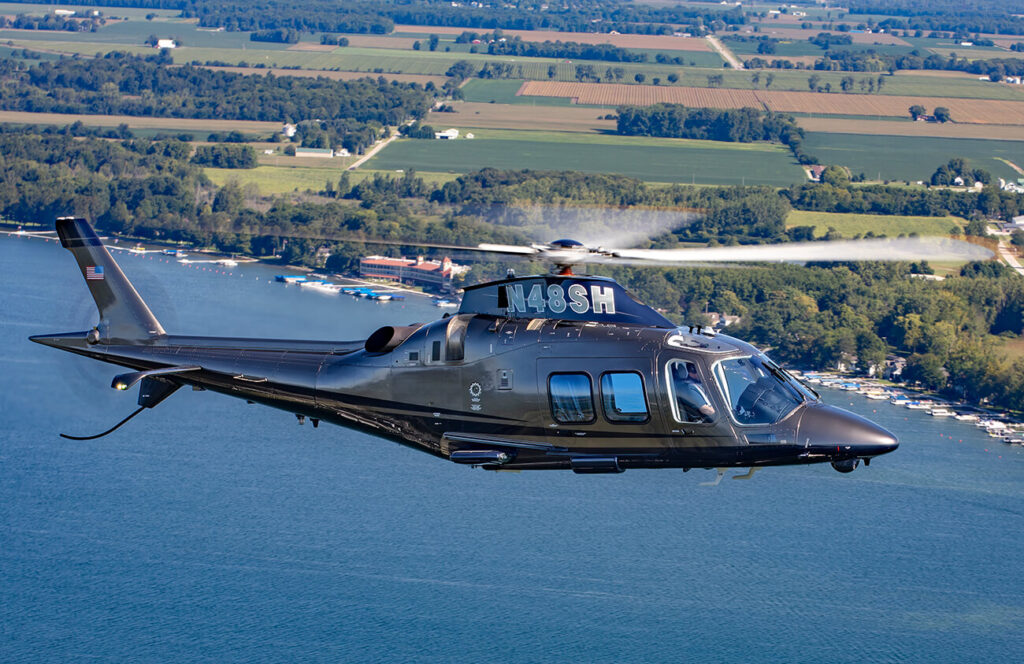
[517,81,1024,124]
[436,102,616,133]
[461,79,577,106]
[0,110,281,135]
[392,25,713,51]
[204,165,459,195]
[0,2,180,20]
[363,129,806,185]
[786,210,967,238]
[736,26,911,46]
[796,117,1024,141]
[800,133,1023,182]
[10,32,1024,101]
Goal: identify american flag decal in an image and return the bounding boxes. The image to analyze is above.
[85,265,104,280]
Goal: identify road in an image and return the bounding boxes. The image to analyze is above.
[347,129,400,171]
[996,237,1024,277]
[706,35,744,70]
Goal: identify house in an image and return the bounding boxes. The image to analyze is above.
[156,39,177,49]
[294,147,334,158]
[335,148,351,157]
[960,41,973,46]
[282,124,297,138]
[54,9,76,16]
[359,255,468,292]
[882,355,906,380]
[806,165,827,182]
[435,128,459,139]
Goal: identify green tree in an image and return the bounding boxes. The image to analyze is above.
[933,107,952,123]
[634,73,646,84]
[909,104,926,120]
[820,165,850,187]
[904,353,946,390]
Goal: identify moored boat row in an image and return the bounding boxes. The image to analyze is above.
[800,372,1022,435]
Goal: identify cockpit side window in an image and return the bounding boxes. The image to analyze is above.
[667,360,716,424]
[713,356,803,425]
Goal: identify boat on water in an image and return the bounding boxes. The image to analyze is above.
[864,392,889,400]
[434,299,459,308]
[905,402,932,410]
[929,408,954,417]
[162,249,188,258]
[954,413,980,422]
[977,420,1007,430]
[275,275,307,284]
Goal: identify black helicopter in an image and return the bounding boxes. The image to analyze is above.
[31,218,990,480]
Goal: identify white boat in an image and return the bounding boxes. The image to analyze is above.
[905,402,931,410]
[953,413,980,422]
[218,259,238,267]
[864,392,889,400]
[434,299,458,308]
[979,420,1008,430]
[929,408,953,417]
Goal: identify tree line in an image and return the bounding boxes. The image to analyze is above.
[0,52,432,152]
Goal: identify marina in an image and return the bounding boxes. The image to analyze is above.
[801,371,1024,443]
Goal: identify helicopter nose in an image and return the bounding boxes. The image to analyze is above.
[798,404,899,458]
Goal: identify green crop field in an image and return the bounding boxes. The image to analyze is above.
[460,79,577,105]
[0,3,180,20]
[801,133,1024,182]
[724,38,824,57]
[786,210,967,238]
[363,129,805,185]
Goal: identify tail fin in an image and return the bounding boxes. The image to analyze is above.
[56,217,165,342]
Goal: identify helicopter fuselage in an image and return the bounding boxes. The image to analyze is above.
[32,218,898,475]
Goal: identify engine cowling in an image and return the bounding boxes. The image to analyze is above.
[364,324,422,354]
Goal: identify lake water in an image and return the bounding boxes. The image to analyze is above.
[1,234,1022,663]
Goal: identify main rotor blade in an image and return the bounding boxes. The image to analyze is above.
[476,243,541,256]
[611,237,993,265]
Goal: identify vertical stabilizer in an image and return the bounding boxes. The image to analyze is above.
[55,217,165,342]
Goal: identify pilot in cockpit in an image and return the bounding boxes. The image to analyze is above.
[671,361,716,423]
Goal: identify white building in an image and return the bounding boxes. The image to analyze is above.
[156,39,177,49]
[282,124,297,138]
[435,128,460,140]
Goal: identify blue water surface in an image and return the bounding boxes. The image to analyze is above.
[1,235,1021,663]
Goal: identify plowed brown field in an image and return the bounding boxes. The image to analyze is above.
[517,81,1024,125]
[393,25,711,51]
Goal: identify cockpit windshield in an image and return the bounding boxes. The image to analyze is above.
[712,356,806,425]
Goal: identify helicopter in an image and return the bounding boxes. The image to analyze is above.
[31,218,991,480]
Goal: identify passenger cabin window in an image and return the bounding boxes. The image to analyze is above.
[431,340,441,362]
[668,360,716,424]
[600,372,649,423]
[549,373,595,424]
